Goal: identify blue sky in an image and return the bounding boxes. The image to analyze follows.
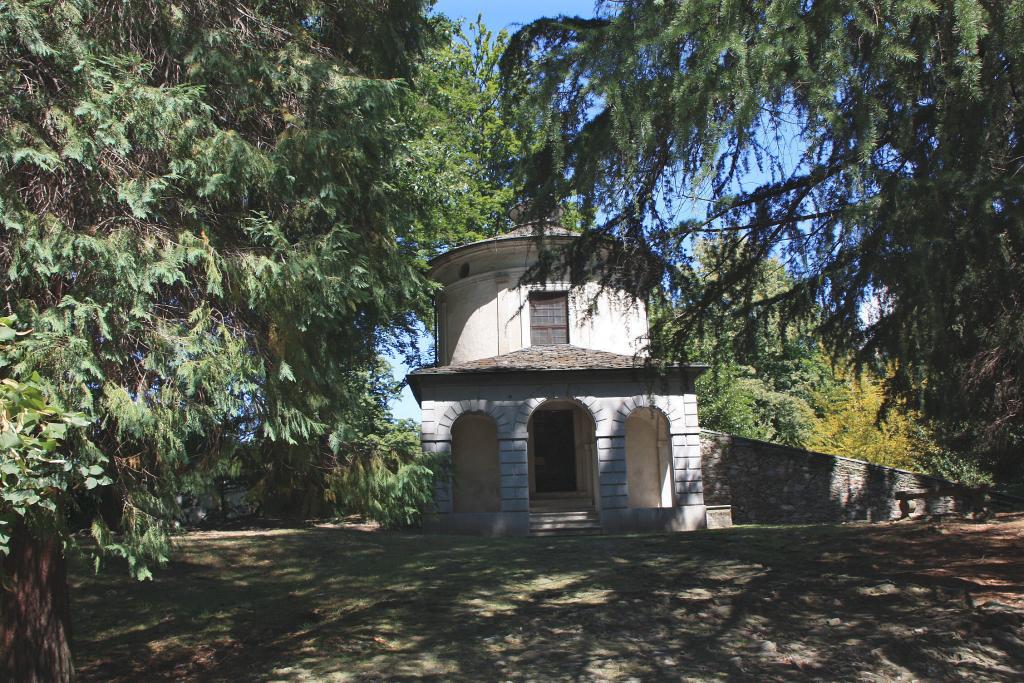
[431,1,598,30]
[386,2,600,421]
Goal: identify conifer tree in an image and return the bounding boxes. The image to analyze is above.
[503,0,1024,480]
[1,1,434,678]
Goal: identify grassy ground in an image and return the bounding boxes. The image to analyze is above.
[70,515,1024,682]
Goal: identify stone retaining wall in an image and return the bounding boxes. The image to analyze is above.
[700,431,983,524]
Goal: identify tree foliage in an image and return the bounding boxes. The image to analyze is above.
[652,240,830,446]
[808,366,937,471]
[411,15,524,248]
[1,0,436,577]
[0,317,101,565]
[666,242,948,475]
[327,418,442,528]
[248,361,438,527]
[502,0,1024,480]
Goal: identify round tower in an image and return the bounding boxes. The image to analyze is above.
[430,224,649,365]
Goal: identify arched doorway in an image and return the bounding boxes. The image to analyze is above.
[527,400,597,508]
[451,414,501,513]
[625,407,673,508]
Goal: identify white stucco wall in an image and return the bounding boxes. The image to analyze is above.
[432,237,649,365]
[417,230,706,536]
[451,414,501,513]
[625,408,673,508]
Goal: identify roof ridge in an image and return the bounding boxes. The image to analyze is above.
[497,343,637,356]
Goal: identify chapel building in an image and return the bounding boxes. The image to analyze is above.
[407,223,709,535]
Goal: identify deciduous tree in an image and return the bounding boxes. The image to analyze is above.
[411,15,527,248]
[651,240,830,446]
[808,366,935,470]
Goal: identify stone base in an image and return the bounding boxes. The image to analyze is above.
[422,511,530,536]
[705,505,733,529]
[423,506,709,536]
[599,505,707,533]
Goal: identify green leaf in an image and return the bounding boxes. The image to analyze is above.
[64,414,92,428]
[41,422,68,440]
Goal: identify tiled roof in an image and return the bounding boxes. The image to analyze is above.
[499,223,576,239]
[429,224,576,267]
[409,344,697,376]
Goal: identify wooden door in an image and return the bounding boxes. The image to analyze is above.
[533,410,576,492]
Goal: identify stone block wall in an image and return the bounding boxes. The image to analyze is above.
[415,370,709,534]
[700,431,983,524]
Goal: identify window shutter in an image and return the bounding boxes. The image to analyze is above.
[530,293,568,345]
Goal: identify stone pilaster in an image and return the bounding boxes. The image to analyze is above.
[671,433,704,506]
[596,434,628,510]
[498,437,529,512]
[422,439,453,514]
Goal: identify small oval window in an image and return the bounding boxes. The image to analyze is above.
[459,263,470,279]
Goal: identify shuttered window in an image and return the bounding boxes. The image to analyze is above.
[530,292,569,345]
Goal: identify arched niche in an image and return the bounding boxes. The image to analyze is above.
[526,398,598,504]
[625,407,673,508]
[451,413,501,513]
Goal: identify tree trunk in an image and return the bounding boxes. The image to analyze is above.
[1,522,74,683]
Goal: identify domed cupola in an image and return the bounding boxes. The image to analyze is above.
[429,222,649,366]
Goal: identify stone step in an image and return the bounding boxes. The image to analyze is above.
[530,518,601,529]
[530,527,602,536]
[529,509,602,536]
[532,492,592,499]
[529,509,597,517]
[530,500,596,511]
[529,511,598,522]
[530,527,603,537]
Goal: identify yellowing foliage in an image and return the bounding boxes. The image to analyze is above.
[809,368,935,471]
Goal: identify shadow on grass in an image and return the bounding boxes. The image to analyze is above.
[71,518,1024,682]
